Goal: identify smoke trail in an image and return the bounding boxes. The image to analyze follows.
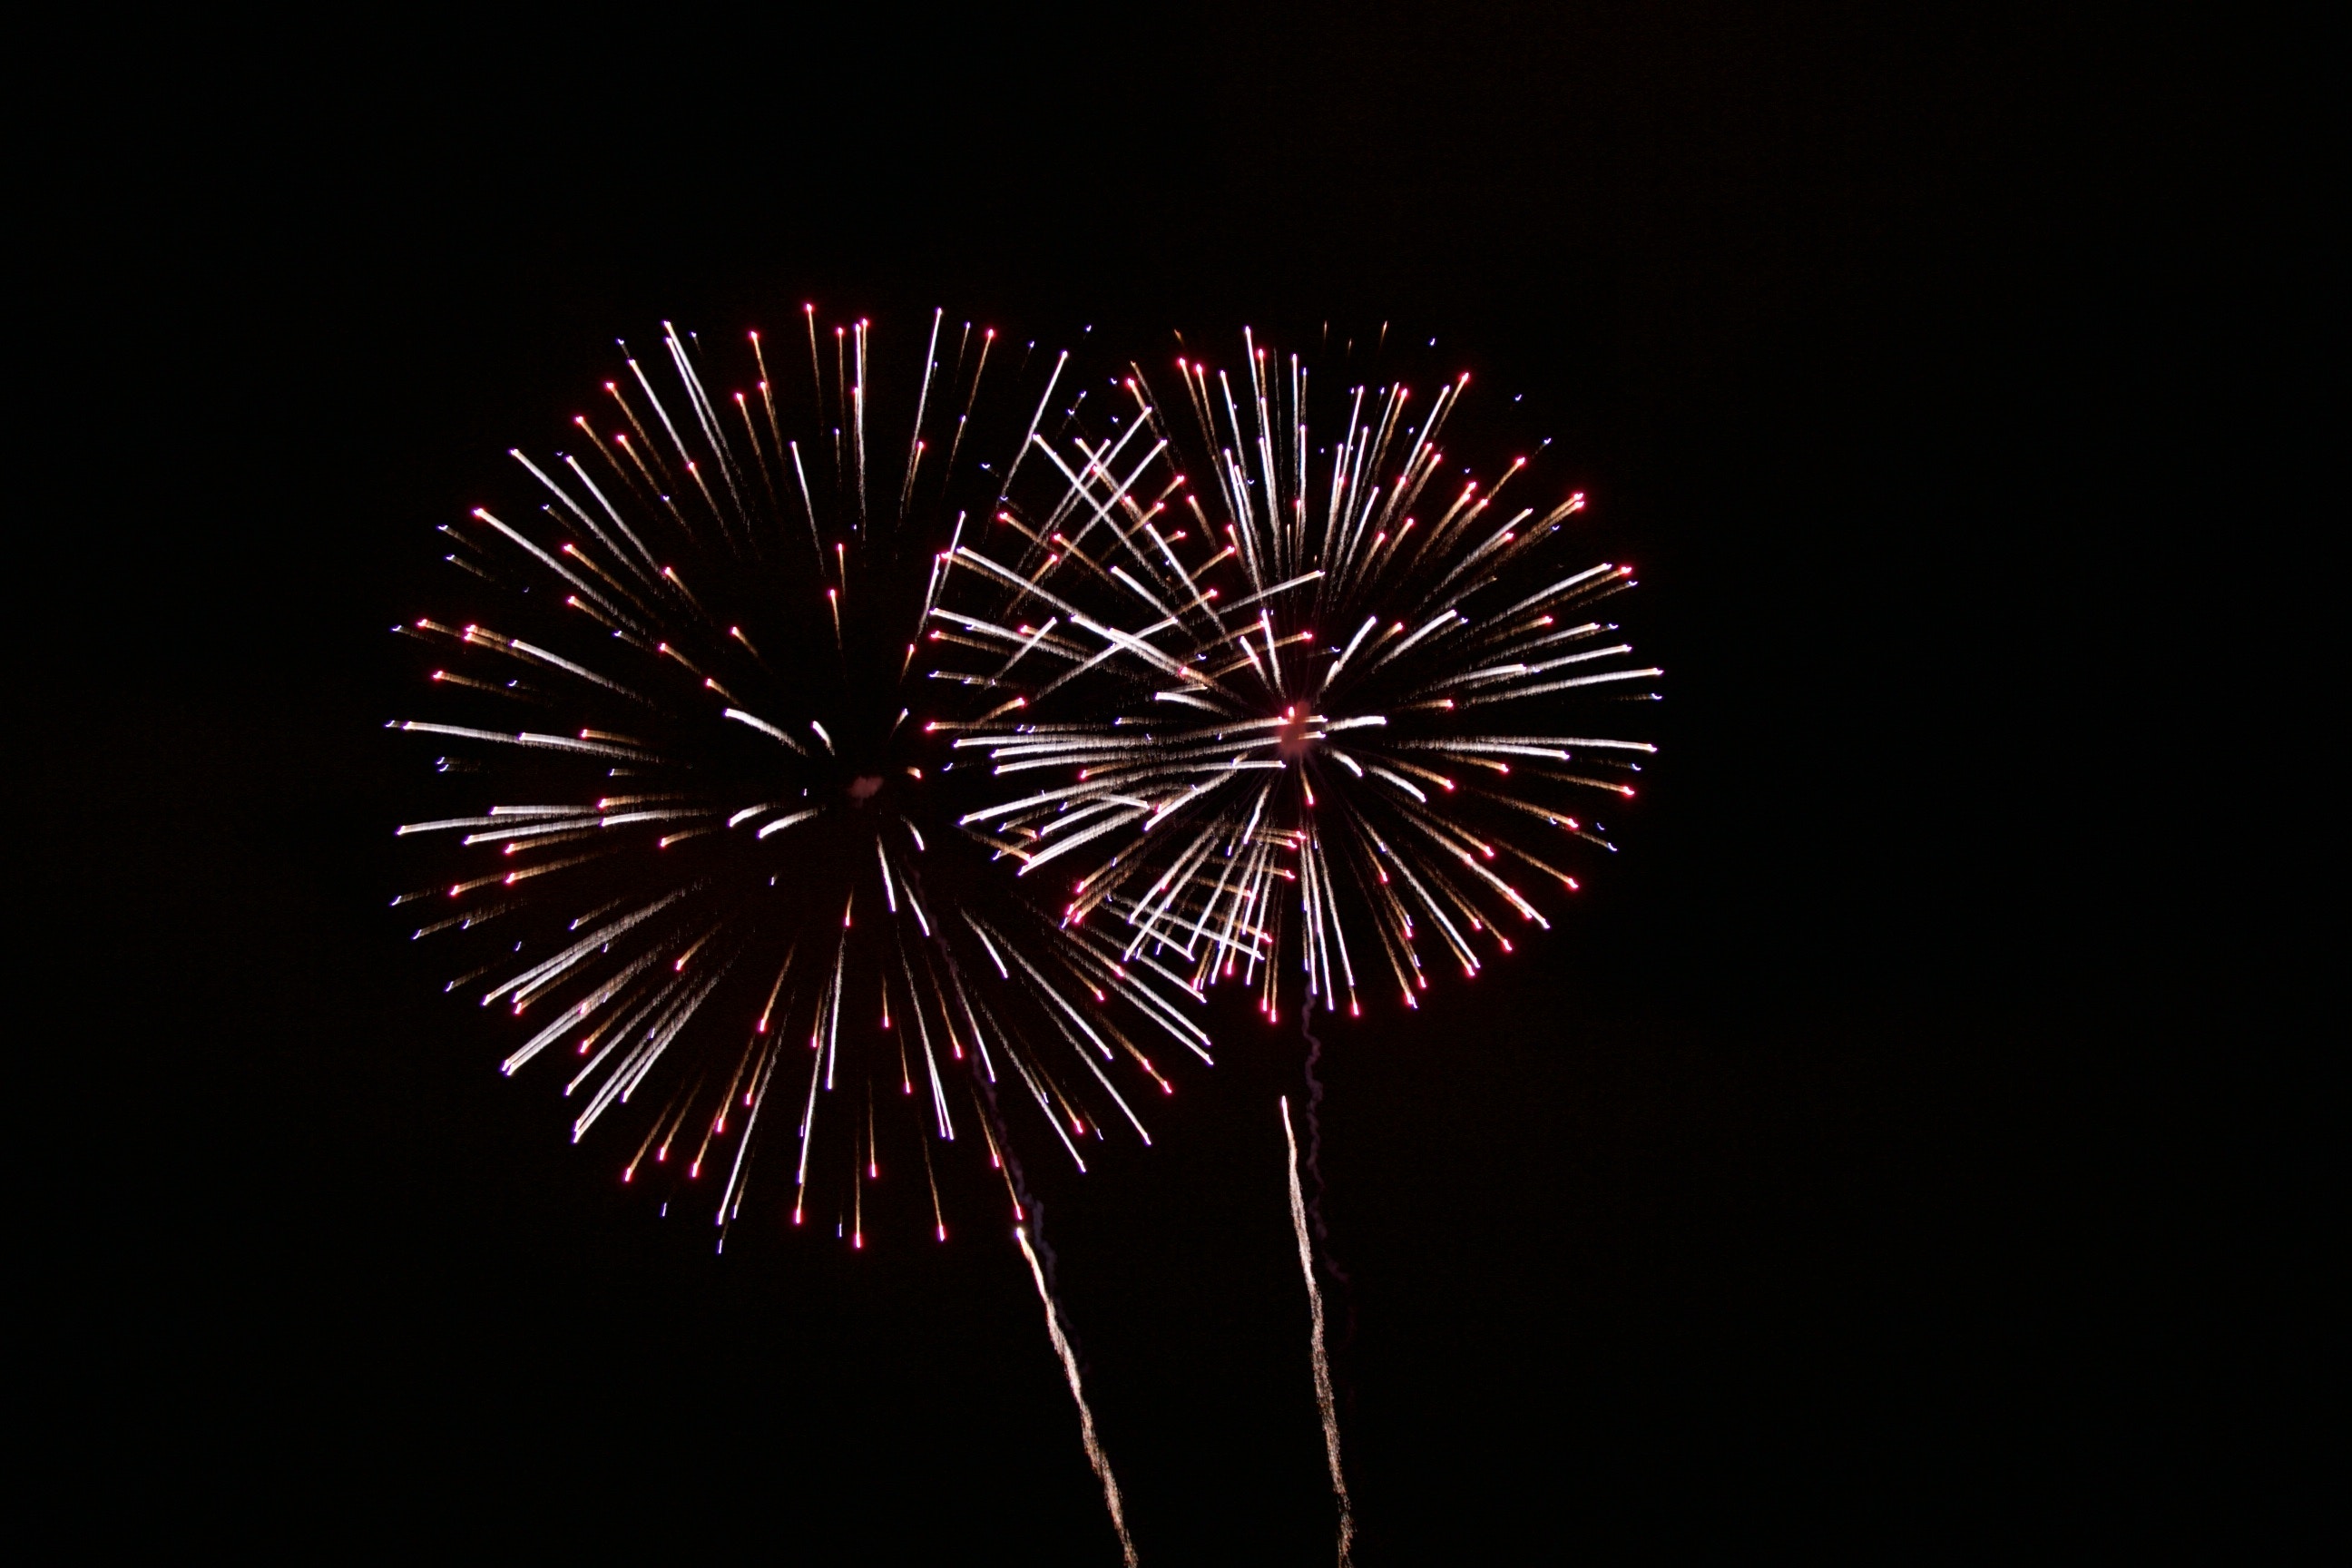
[1281,1095,1357,1567]
[1298,1013,1358,1453]
[1298,1012,1351,1288]
[1016,1224,1139,1567]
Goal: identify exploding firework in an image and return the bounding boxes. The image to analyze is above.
[935,327,1661,1024]
[926,325,1657,1560]
[389,309,1213,1254]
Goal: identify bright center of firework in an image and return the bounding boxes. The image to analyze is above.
[1275,707,1318,760]
[846,774,886,803]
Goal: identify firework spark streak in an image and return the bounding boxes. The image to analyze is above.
[1018,1223,1139,1567]
[1282,1094,1355,1566]
[392,310,1210,1257]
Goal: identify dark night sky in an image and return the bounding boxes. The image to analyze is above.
[30,5,2274,1560]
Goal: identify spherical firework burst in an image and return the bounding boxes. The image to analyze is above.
[391,310,1210,1251]
[935,328,1661,1023]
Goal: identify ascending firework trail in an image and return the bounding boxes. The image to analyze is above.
[1283,1093,1355,1567]
[1020,1223,1138,1566]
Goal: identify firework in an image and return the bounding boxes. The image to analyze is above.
[926,326,1655,1557]
[935,327,1661,1023]
[390,309,1213,1254]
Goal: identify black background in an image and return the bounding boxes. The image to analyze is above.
[32,4,2258,1561]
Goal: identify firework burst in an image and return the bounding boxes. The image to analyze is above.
[390,309,1211,1253]
[936,328,1662,1024]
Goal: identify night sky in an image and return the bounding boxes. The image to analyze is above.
[37,5,2231,1560]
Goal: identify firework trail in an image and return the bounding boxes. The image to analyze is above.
[390,309,1210,1254]
[1282,1094,1355,1566]
[1292,1002,1357,1540]
[1018,1222,1139,1567]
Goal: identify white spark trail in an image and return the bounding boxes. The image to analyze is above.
[1016,1225,1138,1567]
[1281,1094,1356,1568]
